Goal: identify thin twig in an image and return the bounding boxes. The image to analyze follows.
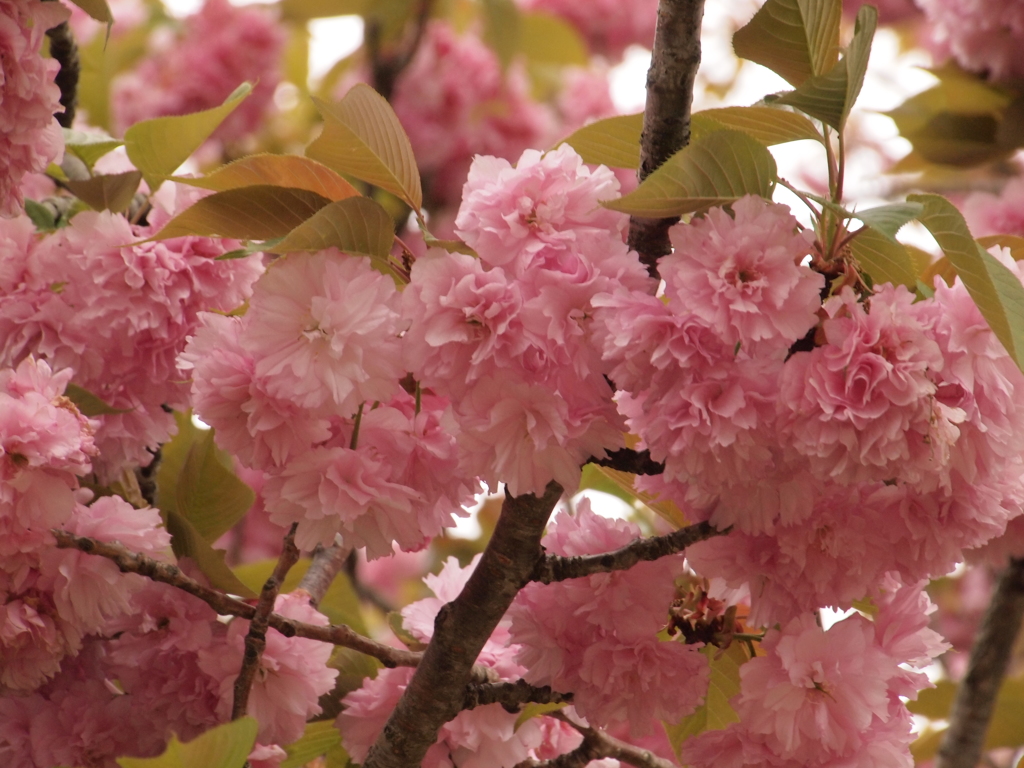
[627,0,706,276]
[298,541,350,607]
[936,557,1024,768]
[462,680,573,713]
[516,712,677,768]
[51,529,421,668]
[363,481,564,768]
[529,521,726,584]
[232,524,300,720]
[587,448,664,476]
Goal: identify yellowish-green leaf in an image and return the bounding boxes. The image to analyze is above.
[78,24,150,132]
[733,0,841,86]
[63,128,123,169]
[117,718,258,768]
[279,0,364,21]
[848,227,918,288]
[979,234,1024,262]
[64,171,143,214]
[911,193,1024,372]
[603,130,777,217]
[328,645,381,704]
[558,113,643,169]
[281,721,344,768]
[165,509,256,597]
[666,643,748,755]
[910,677,1024,758]
[907,679,956,720]
[851,201,923,239]
[177,155,360,201]
[772,5,877,129]
[269,197,395,259]
[285,23,311,91]
[910,726,945,762]
[514,702,567,731]
[325,744,350,768]
[64,383,132,416]
[691,106,823,146]
[125,83,252,190]
[387,610,427,651]
[520,11,588,67]
[307,86,423,211]
[68,0,113,24]
[482,0,521,69]
[175,429,255,543]
[580,463,688,528]
[151,186,332,241]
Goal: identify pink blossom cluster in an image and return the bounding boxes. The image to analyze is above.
[0,356,170,695]
[111,0,285,143]
[514,0,659,59]
[403,145,652,496]
[961,176,1024,237]
[182,249,481,556]
[0,0,67,217]
[0,195,264,479]
[682,583,947,768]
[917,0,1024,81]
[508,502,709,736]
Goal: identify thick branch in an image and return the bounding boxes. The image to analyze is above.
[627,0,706,275]
[367,0,433,101]
[51,529,421,668]
[46,21,79,128]
[529,521,725,584]
[364,481,564,768]
[516,714,677,768]
[936,557,1024,768]
[298,541,349,606]
[462,680,573,713]
[587,448,664,476]
[232,524,300,720]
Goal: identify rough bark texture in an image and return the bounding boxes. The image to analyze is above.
[298,542,349,606]
[363,481,564,768]
[588,447,664,476]
[514,715,677,768]
[462,680,572,712]
[936,557,1024,768]
[627,0,706,276]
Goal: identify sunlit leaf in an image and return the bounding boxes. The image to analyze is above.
[175,430,255,543]
[282,721,344,768]
[514,702,567,731]
[78,24,150,132]
[848,226,918,288]
[666,643,748,754]
[268,197,395,260]
[481,0,521,69]
[978,234,1024,262]
[279,0,364,21]
[851,201,922,239]
[603,130,776,217]
[125,83,252,190]
[558,113,643,169]
[62,128,123,169]
[117,718,258,768]
[307,85,423,211]
[691,106,823,146]
[907,679,956,720]
[520,11,588,66]
[64,171,142,213]
[911,193,1024,372]
[151,186,332,241]
[165,509,256,598]
[177,155,360,201]
[732,0,841,86]
[580,464,689,528]
[68,0,113,23]
[64,383,132,417]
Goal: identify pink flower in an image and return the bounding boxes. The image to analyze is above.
[0,0,67,217]
[514,0,658,59]
[918,0,1024,81]
[962,177,1024,237]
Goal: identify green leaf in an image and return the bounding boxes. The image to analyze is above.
[328,645,381,706]
[268,197,395,259]
[910,677,1024,758]
[64,171,143,214]
[520,11,588,67]
[733,0,841,86]
[514,702,568,731]
[387,611,426,651]
[165,509,257,598]
[117,718,258,768]
[603,130,777,218]
[557,113,643,169]
[307,85,423,211]
[666,643,747,754]
[911,193,1024,372]
[579,463,689,528]
[78,23,150,132]
[851,201,923,239]
[62,128,123,169]
[176,432,255,543]
[691,106,823,146]
[124,83,252,190]
[68,0,113,24]
[176,155,360,202]
[979,234,1024,262]
[848,226,918,288]
[64,383,132,416]
[151,186,332,241]
[282,721,344,768]
[482,0,521,69]
[771,5,877,130]
[279,0,364,20]
[907,679,956,719]
[24,199,58,232]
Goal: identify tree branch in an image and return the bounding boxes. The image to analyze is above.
[367,0,434,101]
[516,713,678,768]
[45,21,79,128]
[363,481,564,768]
[529,521,725,584]
[462,680,573,713]
[298,541,350,607]
[936,557,1024,768]
[232,524,300,720]
[50,529,422,669]
[627,0,706,276]
[587,448,664,476]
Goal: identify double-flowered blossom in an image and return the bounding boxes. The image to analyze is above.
[0,0,67,217]
[514,0,659,59]
[917,0,1024,82]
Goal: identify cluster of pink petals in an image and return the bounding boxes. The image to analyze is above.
[917,0,1024,81]
[514,0,658,59]
[508,502,708,736]
[111,0,285,143]
[0,204,263,478]
[0,0,67,217]
[404,146,651,496]
[962,176,1024,238]
[682,585,946,768]
[386,21,552,204]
